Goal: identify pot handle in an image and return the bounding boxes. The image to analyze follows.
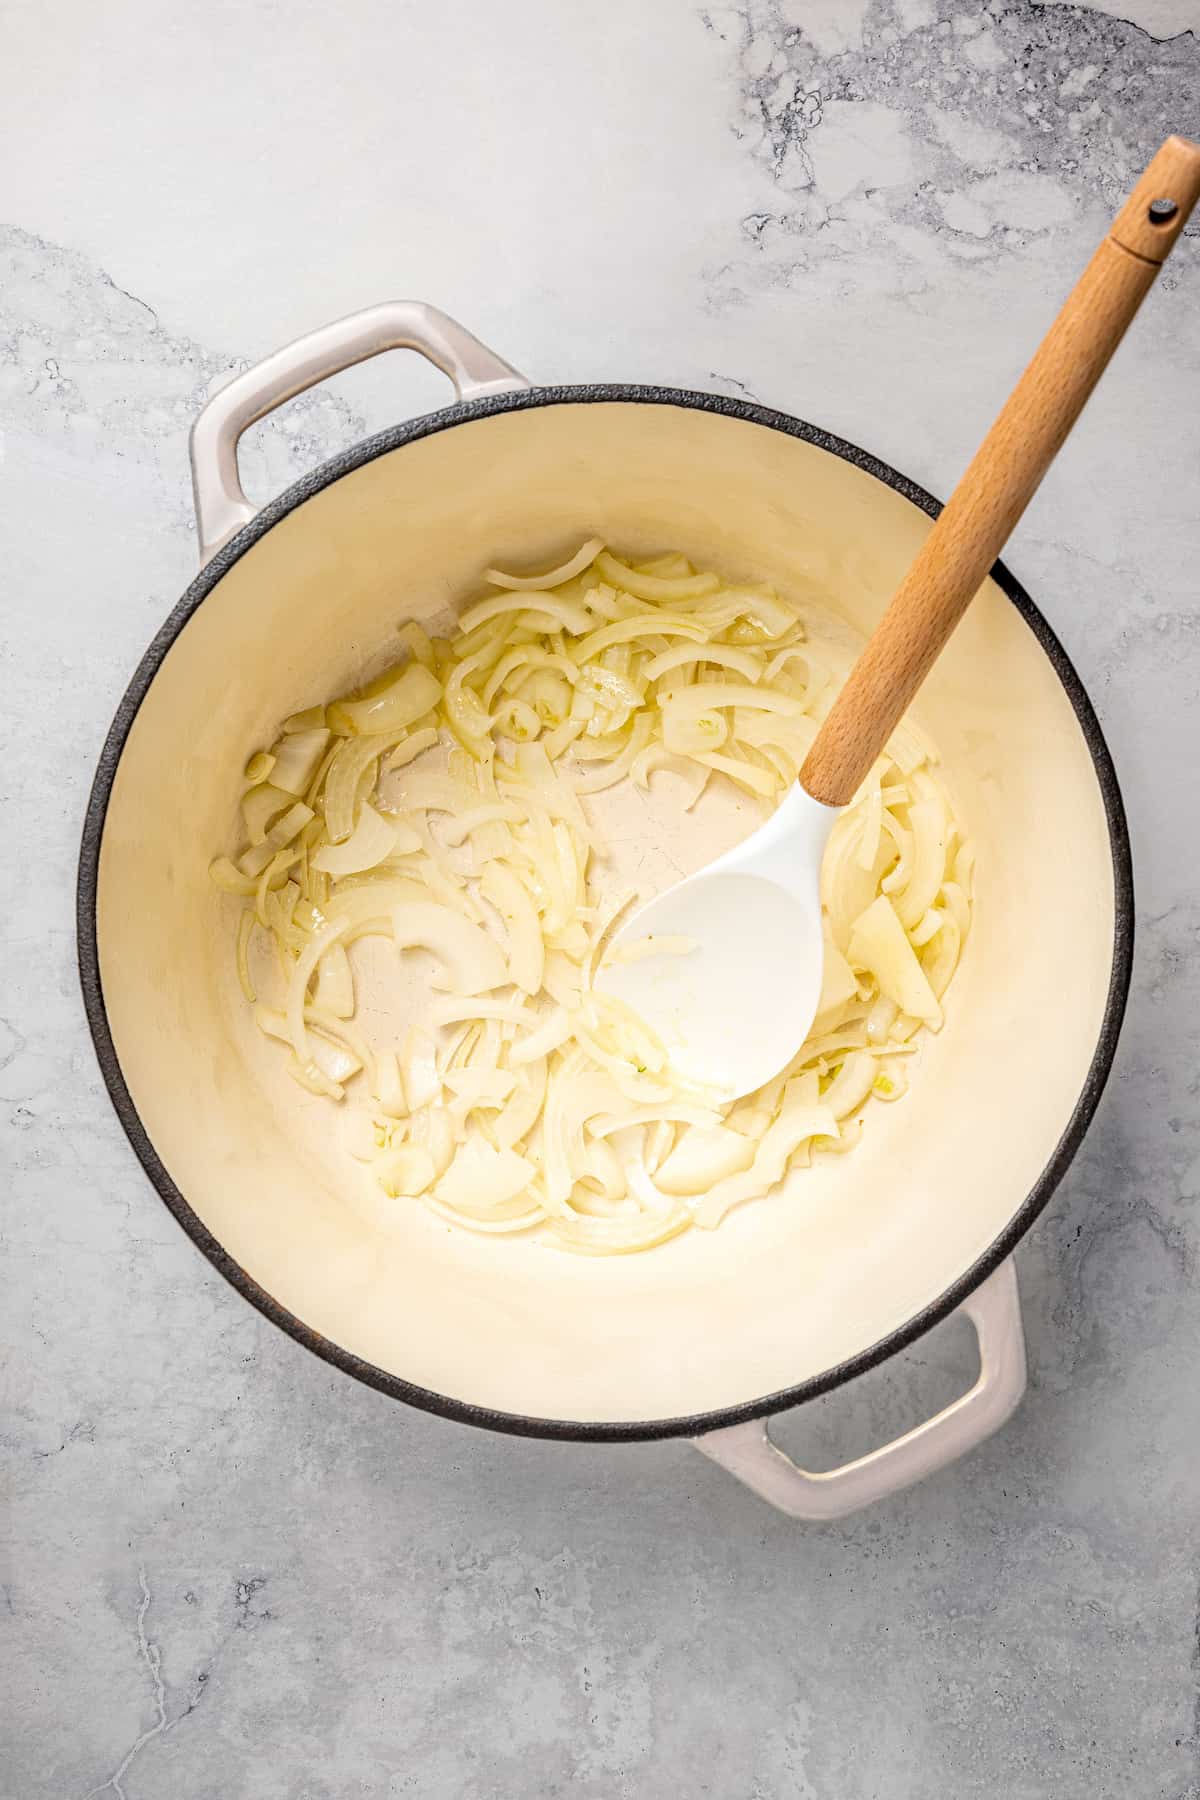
[692,1257,1026,1520]
[188,301,530,564]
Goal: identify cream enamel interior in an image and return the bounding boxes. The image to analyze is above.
[96,402,1116,1426]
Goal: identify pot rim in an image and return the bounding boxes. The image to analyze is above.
[76,384,1135,1443]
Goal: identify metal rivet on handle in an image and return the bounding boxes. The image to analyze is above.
[1148,198,1179,224]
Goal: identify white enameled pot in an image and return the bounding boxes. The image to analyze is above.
[79,303,1132,1518]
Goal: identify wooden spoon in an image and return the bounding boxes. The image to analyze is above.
[601,135,1200,1097]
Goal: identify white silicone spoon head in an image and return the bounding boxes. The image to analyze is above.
[598,785,838,1099]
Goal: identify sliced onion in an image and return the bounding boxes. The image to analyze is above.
[571,613,708,662]
[425,1198,545,1233]
[491,698,541,742]
[909,906,944,948]
[823,817,893,954]
[541,1063,626,1209]
[643,642,764,683]
[267,802,315,849]
[588,1101,721,1138]
[855,778,884,873]
[443,648,497,758]
[270,729,331,795]
[577,660,644,713]
[655,1124,756,1195]
[630,745,709,808]
[892,797,947,930]
[483,647,578,711]
[324,736,388,843]
[311,802,402,876]
[594,549,719,603]
[548,1206,691,1255]
[391,901,509,994]
[241,783,293,844]
[485,537,604,590]
[508,1006,572,1066]
[440,802,526,848]
[376,1145,437,1198]
[570,711,654,794]
[285,917,352,1071]
[322,877,430,938]
[695,1078,839,1229]
[235,908,256,1003]
[312,940,354,1017]
[661,680,805,720]
[328,664,442,737]
[693,750,779,797]
[493,1056,548,1149]
[372,1049,408,1117]
[573,1135,626,1203]
[820,1050,877,1119]
[457,591,596,637]
[209,855,257,896]
[282,705,326,734]
[396,622,436,668]
[921,910,963,1001]
[734,709,818,763]
[480,861,544,994]
[885,719,929,775]
[408,1106,457,1178]
[940,879,971,941]
[723,587,798,639]
[872,1063,909,1103]
[381,727,439,773]
[865,993,899,1042]
[661,699,728,755]
[443,1067,517,1107]
[848,894,942,1027]
[238,837,284,881]
[236,803,314,884]
[764,645,812,684]
[635,552,692,578]
[401,1027,442,1112]
[429,994,537,1029]
[435,1139,535,1211]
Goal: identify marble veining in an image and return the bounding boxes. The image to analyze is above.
[2,1,1198,1795]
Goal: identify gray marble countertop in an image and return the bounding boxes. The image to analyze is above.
[4,2,1198,1795]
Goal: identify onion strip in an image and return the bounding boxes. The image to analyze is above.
[485,537,604,591]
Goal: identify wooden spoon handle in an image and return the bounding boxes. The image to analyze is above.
[800,134,1200,808]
